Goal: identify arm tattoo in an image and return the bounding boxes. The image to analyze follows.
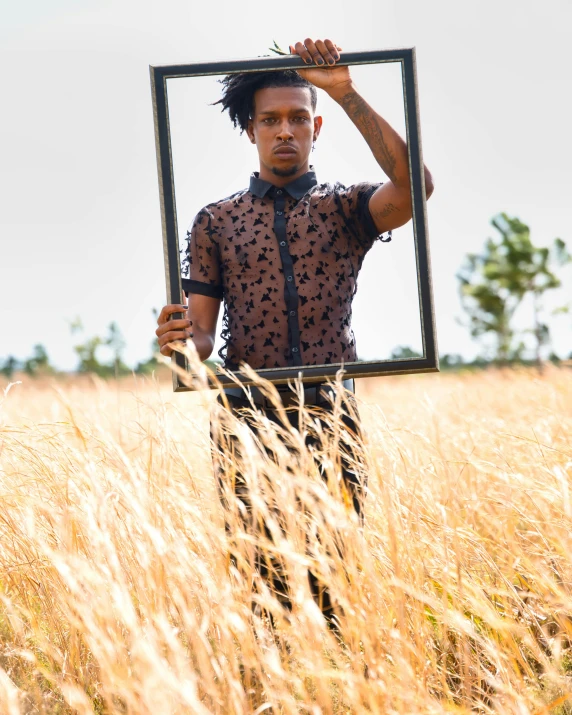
[339,91,398,183]
[371,202,398,219]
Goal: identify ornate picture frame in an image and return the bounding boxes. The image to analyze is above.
[150,48,438,391]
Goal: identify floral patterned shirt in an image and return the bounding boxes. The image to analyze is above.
[181,169,391,370]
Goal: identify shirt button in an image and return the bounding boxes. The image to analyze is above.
[276,210,283,216]
[287,276,293,282]
[289,310,296,316]
[280,241,286,246]
[292,347,299,353]
[276,189,283,195]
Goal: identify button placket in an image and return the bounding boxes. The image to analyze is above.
[272,191,303,367]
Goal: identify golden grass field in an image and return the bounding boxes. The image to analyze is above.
[1,365,572,714]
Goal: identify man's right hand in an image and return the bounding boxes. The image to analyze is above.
[155,304,193,357]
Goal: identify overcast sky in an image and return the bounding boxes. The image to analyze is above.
[1,0,570,370]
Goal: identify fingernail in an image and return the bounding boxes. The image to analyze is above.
[333,53,340,59]
[328,59,334,65]
[316,58,324,65]
[304,58,312,64]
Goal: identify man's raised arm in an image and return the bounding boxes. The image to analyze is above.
[291,37,434,235]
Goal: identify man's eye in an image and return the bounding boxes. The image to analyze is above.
[263,118,276,124]
[294,116,308,122]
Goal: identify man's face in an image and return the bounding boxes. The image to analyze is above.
[247,86,322,179]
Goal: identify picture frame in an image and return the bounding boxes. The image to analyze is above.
[149,48,438,391]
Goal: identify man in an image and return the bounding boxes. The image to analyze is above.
[156,38,434,627]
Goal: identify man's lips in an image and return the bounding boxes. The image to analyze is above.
[273,146,297,156]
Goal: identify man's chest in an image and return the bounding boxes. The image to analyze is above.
[214,202,354,281]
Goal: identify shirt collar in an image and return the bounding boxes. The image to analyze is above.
[249,168,318,200]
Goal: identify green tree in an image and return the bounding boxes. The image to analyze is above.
[0,356,20,379]
[70,318,130,377]
[458,213,570,362]
[440,353,465,369]
[105,321,130,377]
[74,334,106,375]
[23,344,54,376]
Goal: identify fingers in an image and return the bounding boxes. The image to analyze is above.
[293,38,342,66]
[157,328,193,346]
[315,39,335,66]
[155,317,192,337]
[325,39,342,59]
[156,303,193,357]
[303,38,324,65]
[294,40,313,65]
[156,303,188,326]
[157,328,194,356]
[159,337,191,357]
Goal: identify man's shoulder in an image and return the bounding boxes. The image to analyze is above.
[309,180,380,197]
[202,188,251,215]
[309,180,344,196]
[187,188,251,231]
[307,180,382,209]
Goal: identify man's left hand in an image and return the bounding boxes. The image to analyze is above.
[289,38,352,98]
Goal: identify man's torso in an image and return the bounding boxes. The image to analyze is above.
[181,171,390,369]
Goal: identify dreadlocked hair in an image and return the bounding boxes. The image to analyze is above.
[213,70,317,134]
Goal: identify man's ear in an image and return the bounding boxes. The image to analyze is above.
[313,115,323,142]
[246,119,256,145]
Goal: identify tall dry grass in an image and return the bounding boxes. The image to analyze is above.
[0,362,571,714]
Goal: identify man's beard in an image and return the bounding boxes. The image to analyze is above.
[271,163,300,178]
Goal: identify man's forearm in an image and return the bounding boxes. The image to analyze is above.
[331,84,411,189]
[190,329,215,362]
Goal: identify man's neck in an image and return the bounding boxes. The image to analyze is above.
[257,161,311,188]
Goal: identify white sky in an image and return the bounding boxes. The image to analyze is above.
[1,0,571,370]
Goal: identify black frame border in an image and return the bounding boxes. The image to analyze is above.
[149,48,438,391]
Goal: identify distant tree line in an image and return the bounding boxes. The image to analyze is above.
[0,318,161,379]
[0,344,55,379]
[0,309,221,380]
[1,213,570,379]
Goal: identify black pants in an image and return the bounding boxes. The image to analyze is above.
[209,388,366,629]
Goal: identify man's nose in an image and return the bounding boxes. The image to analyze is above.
[276,122,294,141]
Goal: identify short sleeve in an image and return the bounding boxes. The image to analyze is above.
[180,208,223,299]
[333,182,392,247]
